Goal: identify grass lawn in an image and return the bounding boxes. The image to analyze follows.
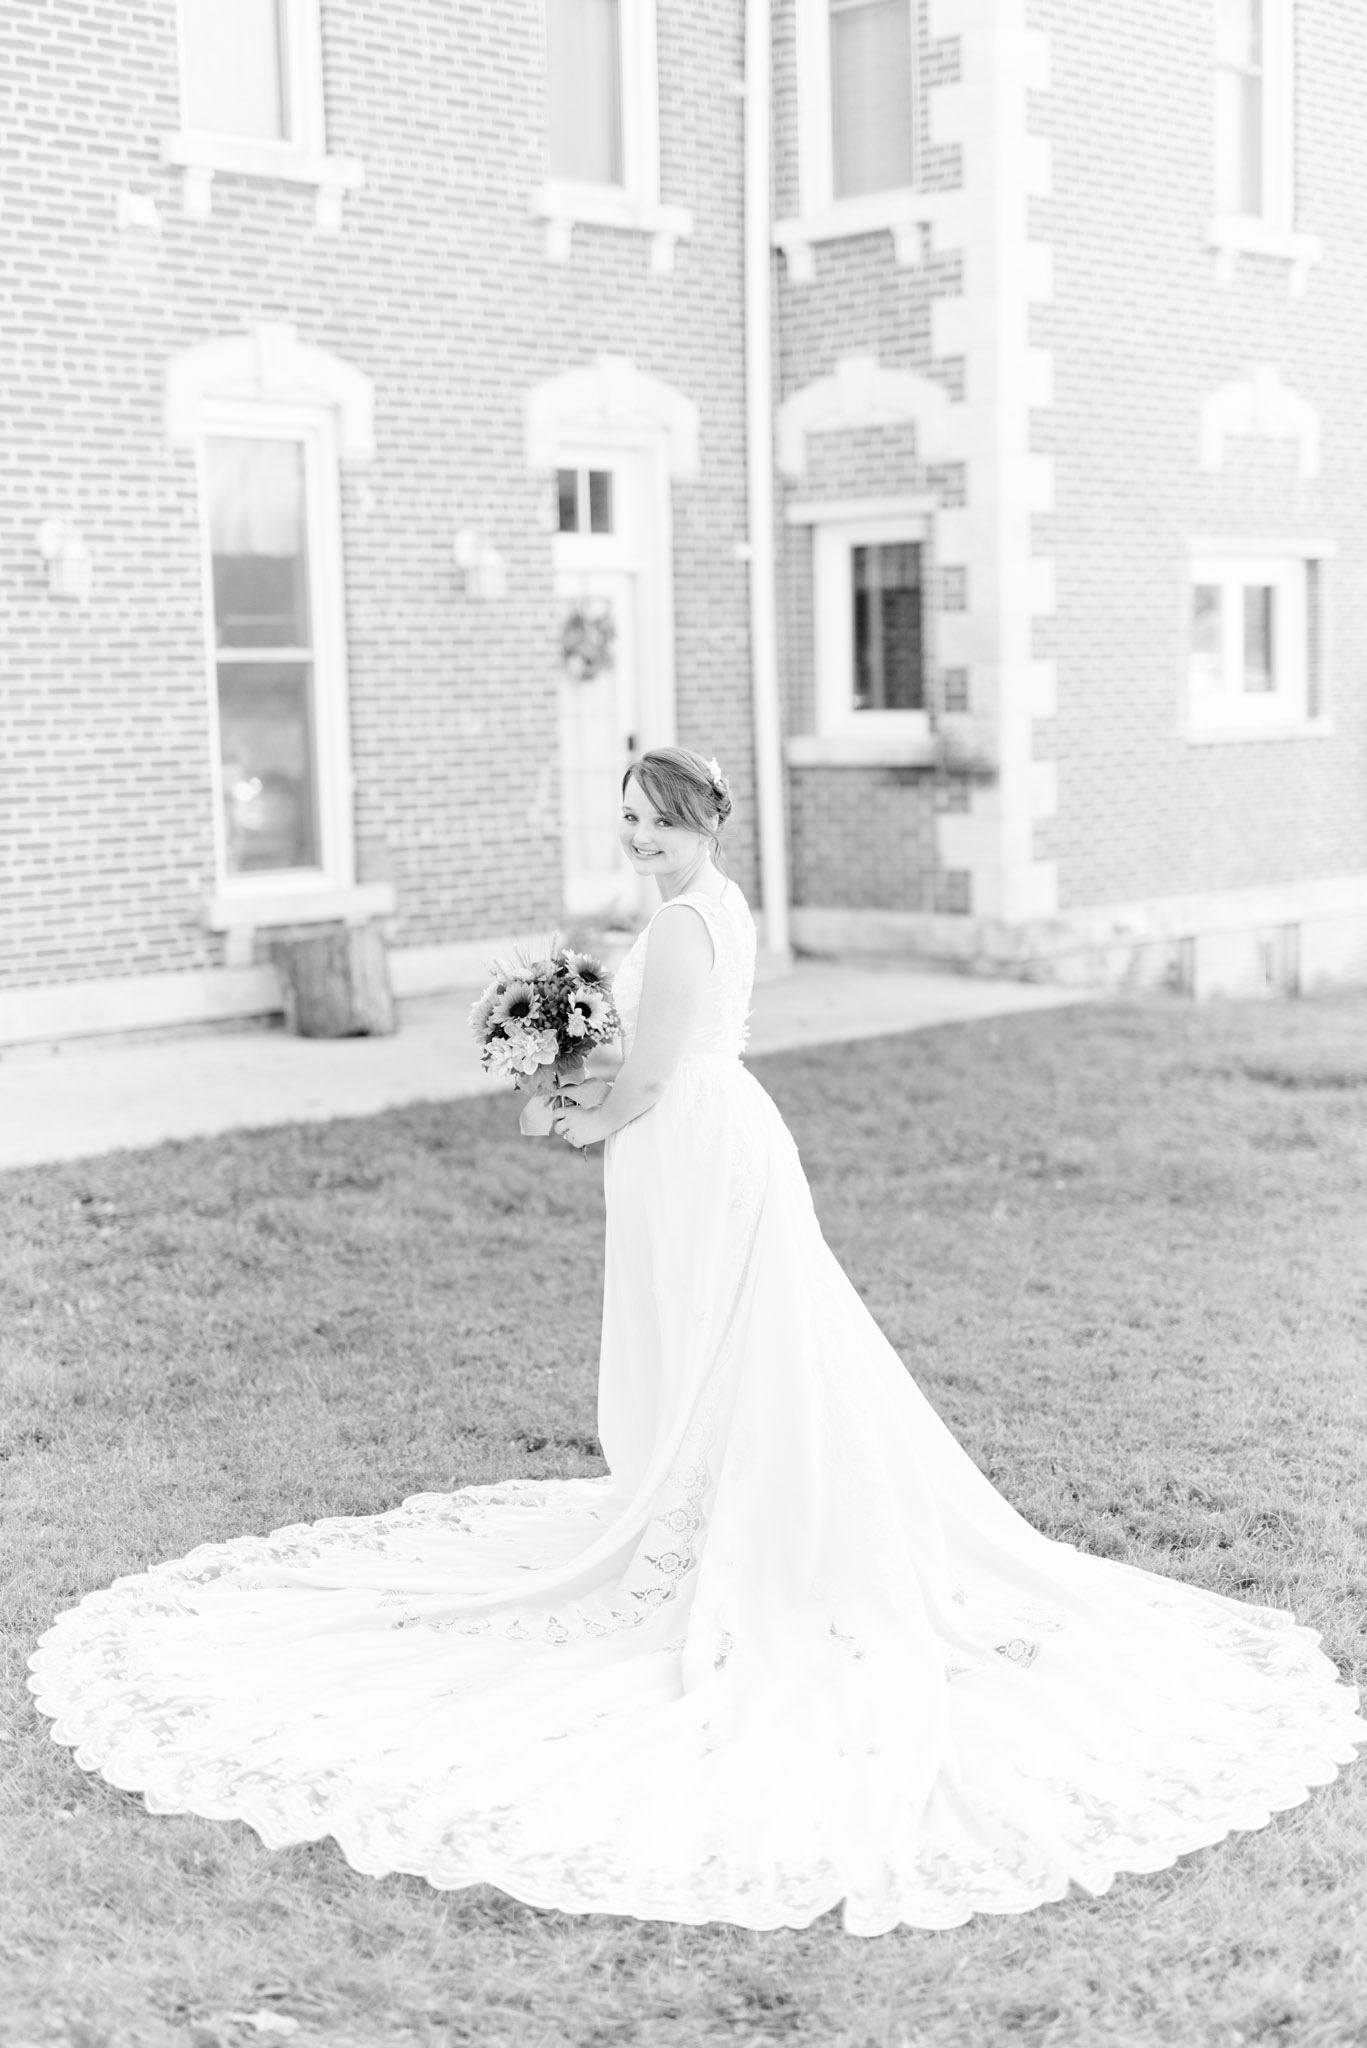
[3,990,1367,2048]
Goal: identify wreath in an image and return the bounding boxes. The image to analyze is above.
[561,603,617,683]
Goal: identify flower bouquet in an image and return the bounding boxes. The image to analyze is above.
[468,946,620,1137]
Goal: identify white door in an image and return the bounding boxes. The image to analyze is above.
[555,563,639,920]
[553,456,649,923]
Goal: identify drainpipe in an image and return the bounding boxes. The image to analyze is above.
[743,0,791,959]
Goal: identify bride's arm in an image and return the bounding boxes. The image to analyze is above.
[552,905,712,1145]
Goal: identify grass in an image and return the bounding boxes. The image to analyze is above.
[3,989,1367,2048]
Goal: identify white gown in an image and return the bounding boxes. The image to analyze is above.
[29,883,1364,1934]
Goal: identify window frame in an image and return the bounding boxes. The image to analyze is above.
[164,0,363,229]
[1206,0,1319,287]
[1184,542,1330,742]
[533,0,692,265]
[542,0,630,197]
[814,510,933,741]
[174,0,313,154]
[194,399,356,902]
[1212,0,1294,231]
[794,0,919,234]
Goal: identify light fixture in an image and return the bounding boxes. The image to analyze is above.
[36,519,93,604]
[453,527,507,601]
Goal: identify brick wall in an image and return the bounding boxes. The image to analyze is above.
[9,2,1361,1006]
[789,765,942,912]
[770,0,966,918]
[0,0,754,994]
[1032,0,1367,912]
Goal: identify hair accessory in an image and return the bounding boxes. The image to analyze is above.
[702,755,729,812]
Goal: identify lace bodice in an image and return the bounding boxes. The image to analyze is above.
[611,879,756,1065]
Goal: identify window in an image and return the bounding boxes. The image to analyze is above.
[533,0,691,267]
[546,0,624,187]
[1209,0,1307,277]
[181,0,287,143]
[199,415,352,891]
[829,0,914,202]
[557,468,614,535]
[1187,549,1325,737]
[165,0,363,229]
[775,0,923,280]
[208,437,319,876]
[852,543,924,711]
[813,513,930,740]
[1214,0,1266,217]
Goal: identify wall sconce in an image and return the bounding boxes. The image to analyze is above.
[453,526,507,601]
[36,519,93,605]
[115,188,161,233]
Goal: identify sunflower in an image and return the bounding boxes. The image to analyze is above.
[562,951,608,987]
[566,985,611,1039]
[486,980,539,1031]
[467,977,504,1039]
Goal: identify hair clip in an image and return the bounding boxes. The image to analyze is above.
[705,757,722,782]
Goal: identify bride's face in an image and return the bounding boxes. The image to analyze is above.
[619,776,709,880]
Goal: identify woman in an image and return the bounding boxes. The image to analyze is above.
[30,748,1364,1934]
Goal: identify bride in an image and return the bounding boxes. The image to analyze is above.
[30,747,1364,1934]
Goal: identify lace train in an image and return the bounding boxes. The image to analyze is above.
[27,1480,1364,1933]
[29,883,1365,1933]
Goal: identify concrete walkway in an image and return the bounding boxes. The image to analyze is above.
[0,963,1089,1172]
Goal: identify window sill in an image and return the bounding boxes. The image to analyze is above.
[532,180,694,274]
[773,192,941,285]
[1186,715,1332,746]
[1207,216,1323,296]
[162,133,365,233]
[787,727,935,768]
[205,882,397,931]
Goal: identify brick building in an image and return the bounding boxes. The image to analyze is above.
[2,0,1365,1045]
[772,0,1367,994]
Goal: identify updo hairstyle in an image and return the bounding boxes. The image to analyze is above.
[622,747,732,858]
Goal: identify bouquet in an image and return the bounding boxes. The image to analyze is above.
[468,945,620,1137]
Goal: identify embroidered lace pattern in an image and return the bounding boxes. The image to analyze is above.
[27,880,1366,1935]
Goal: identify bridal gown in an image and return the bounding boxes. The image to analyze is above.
[30,882,1364,1933]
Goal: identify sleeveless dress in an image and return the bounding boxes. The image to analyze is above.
[28,882,1365,1934]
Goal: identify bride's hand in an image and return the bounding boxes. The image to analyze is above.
[557,1079,612,1110]
[551,1104,604,1149]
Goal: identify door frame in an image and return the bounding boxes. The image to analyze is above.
[550,430,677,760]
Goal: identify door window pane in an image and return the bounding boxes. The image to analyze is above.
[557,468,615,535]
[588,470,614,534]
[546,0,624,186]
[830,0,913,200]
[852,542,924,712]
[1242,585,1276,692]
[181,0,286,141]
[207,436,319,876]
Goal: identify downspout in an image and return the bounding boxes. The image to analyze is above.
[743,0,790,959]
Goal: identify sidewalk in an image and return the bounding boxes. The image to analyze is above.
[0,963,1090,1172]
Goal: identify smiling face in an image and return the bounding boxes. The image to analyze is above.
[619,774,713,883]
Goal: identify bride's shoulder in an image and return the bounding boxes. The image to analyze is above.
[654,885,746,936]
[643,896,717,977]
[678,877,750,918]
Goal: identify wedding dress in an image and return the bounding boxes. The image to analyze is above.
[30,882,1364,1934]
